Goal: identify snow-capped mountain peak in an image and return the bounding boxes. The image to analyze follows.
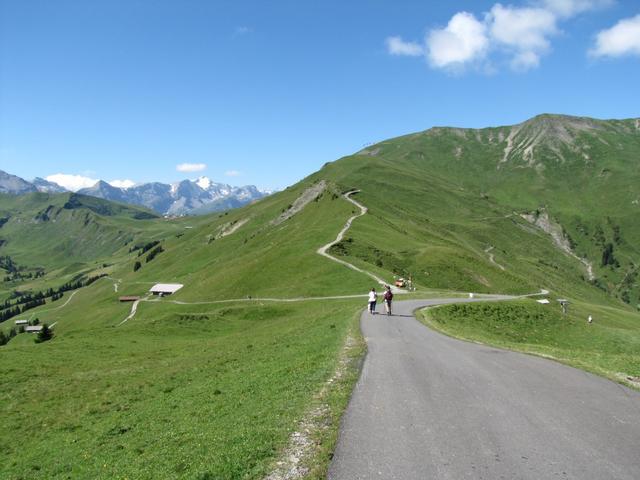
[0,169,269,216]
[195,176,212,190]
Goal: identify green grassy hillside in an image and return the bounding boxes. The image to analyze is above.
[1,114,639,479]
[0,192,209,306]
[314,114,640,306]
[0,192,159,269]
[421,299,640,387]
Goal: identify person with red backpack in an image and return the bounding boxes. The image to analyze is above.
[383,285,393,316]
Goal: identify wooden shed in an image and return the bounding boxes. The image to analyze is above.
[119,296,141,302]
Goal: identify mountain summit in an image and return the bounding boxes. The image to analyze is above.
[77,176,268,215]
[0,170,268,215]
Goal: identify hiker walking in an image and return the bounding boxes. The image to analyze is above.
[368,288,377,314]
[383,285,393,316]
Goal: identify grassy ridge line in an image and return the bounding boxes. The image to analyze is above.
[419,300,640,390]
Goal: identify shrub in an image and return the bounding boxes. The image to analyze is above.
[35,324,53,343]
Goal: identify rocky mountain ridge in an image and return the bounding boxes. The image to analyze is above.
[0,170,268,215]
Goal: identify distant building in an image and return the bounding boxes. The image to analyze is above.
[149,283,184,296]
[14,319,28,325]
[25,325,43,333]
[119,296,140,302]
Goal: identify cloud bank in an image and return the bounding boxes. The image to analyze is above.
[109,179,137,189]
[386,0,616,72]
[46,174,139,191]
[46,173,98,191]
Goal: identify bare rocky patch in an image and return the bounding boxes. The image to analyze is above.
[499,115,604,167]
[356,147,380,156]
[216,217,250,239]
[271,181,327,226]
[521,209,594,280]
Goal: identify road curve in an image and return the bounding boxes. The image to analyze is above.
[328,298,640,480]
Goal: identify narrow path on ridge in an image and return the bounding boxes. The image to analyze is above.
[328,298,640,479]
[317,190,399,291]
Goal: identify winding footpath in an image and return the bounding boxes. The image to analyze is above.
[328,299,640,479]
[317,190,394,290]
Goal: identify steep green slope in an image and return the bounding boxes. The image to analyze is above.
[0,192,208,306]
[314,114,640,307]
[0,192,158,268]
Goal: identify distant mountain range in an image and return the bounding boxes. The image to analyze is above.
[0,169,269,215]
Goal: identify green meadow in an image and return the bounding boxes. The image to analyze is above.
[1,295,364,479]
[420,299,640,387]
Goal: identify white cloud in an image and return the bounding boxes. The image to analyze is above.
[389,0,614,73]
[225,170,242,177]
[488,4,558,71]
[427,12,489,68]
[46,173,98,192]
[109,179,136,189]
[489,5,557,51]
[539,0,614,18]
[590,14,640,58]
[176,163,207,173]
[386,36,424,56]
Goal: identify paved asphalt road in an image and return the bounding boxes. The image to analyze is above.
[328,298,640,479]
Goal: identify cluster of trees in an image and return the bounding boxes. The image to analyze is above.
[0,327,17,346]
[0,255,19,273]
[601,243,619,268]
[0,273,107,324]
[3,290,46,308]
[0,318,53,346]
[1,255,46,282]
[129,240,160,255]
[132,244,165,272]
[35,324,53,343]
[145,245,164,263]
[4,269,46,282]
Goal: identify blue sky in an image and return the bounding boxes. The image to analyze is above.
[1,0,639,191]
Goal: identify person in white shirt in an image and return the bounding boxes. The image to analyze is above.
[368,288,377,314]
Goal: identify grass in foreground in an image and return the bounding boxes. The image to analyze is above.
[0,299,364,480]
[419,299,640,388]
